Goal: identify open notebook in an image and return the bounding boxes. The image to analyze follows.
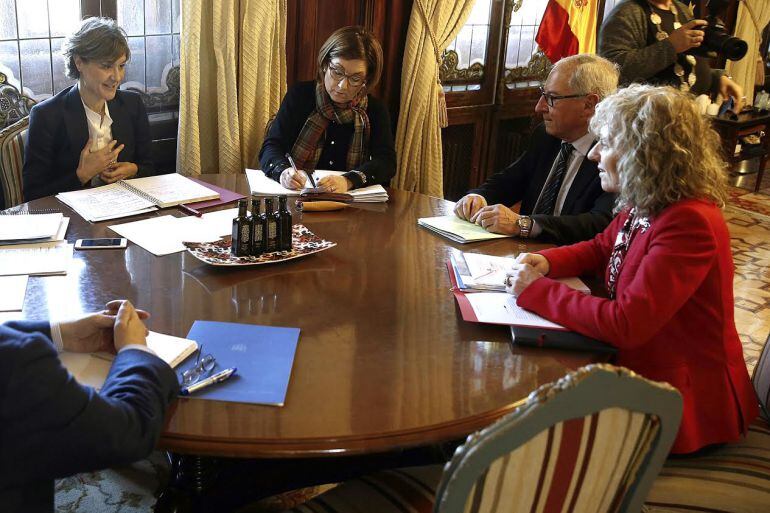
[56,174,220,222]
[59,331,198,390]
[418,215,511,243]
[246,169,388,203]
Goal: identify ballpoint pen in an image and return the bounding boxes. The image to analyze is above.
[178,204,202,217]
[180,367,237,395]
[285,153,317,188]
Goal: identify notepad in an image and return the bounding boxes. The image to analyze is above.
[246,169,388,203]
[0,213,63,242]
[0,241,73,276]
[56,173,220,222]
[59,330,199,390]
[418,215,511,243]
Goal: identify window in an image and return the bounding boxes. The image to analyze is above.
[442,0,493,93]
[503,0,549,89]
[0,0,179,103]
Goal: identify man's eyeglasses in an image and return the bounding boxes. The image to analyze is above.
[182,346,217,385]
[539,86,587,107]
[328,64,366,88]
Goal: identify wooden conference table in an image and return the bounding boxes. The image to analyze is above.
[14,175,599,506]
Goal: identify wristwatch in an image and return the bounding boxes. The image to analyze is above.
[517,216,533,238]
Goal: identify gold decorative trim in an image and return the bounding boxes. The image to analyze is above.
[504,49,552,85]
[440,49,484,84]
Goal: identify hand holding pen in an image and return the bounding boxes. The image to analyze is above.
[280,153,317,190]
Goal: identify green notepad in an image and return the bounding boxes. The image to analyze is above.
[417,215,512,243]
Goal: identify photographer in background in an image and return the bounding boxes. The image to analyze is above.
[600,0,746,112]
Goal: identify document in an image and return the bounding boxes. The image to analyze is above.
[56,173,220,222]
[0,215,69,246]
[246,169,388,203]
[0,241,73,276]
[109,208,237,256]
[0,275,28,311]
[59,330,200,390]
[0,213,63,242]
[418,215,511,243]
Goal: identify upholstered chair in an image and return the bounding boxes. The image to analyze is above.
[0,116,29,210]
[644,333,770,513]
[280,364,683,513]
[0,72,35,129]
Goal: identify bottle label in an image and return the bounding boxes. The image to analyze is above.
[267,222,278,251]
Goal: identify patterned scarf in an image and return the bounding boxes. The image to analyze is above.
[606,208,651,299]
[290,82,370,172]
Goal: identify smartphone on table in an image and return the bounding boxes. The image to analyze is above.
[74,238,128,250]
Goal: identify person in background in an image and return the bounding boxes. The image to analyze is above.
[259,25,396,193]
[454,54,619,245]
[23,17,153,201]
[0,300,179,513]
[506,85,758,454]
[600,0,744,111]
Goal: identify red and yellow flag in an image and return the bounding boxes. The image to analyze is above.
[535,0,599,64]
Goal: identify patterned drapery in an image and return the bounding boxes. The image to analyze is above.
[726,0,770,105]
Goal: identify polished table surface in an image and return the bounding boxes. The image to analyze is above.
[11,174,598,459]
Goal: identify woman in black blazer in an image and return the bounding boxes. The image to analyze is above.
[23,17,152,201]
[259,26,396,193]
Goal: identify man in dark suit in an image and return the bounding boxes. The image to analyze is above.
[454,54,620,245]
[0,300,179,513]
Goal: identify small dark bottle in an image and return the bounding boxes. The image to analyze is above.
[248,196,264,256]
[263,197,279,253]
[277,195,292,251]
[231,199,251,256]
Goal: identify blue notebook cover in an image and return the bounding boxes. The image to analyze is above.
[179,321,300,406]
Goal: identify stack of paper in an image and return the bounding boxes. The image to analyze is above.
[0,213,69,245]
[418,215,511,243]
[109,208,237,256]
[59,331,199,390]
[246,169,389,203]
[0,241,74,276]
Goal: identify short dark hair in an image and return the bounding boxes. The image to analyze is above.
[316,26,384,89]
[62,17,130,80]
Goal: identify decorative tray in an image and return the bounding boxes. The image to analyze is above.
[184,224,335,266]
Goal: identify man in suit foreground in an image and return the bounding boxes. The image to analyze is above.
[454,54,620,245]
[0,300,179,513]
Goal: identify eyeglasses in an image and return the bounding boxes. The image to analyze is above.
[327,64,366,88]
[539,86,587,107]
[182,346,217,385]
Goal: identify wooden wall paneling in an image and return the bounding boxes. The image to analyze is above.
[442,107,490,201]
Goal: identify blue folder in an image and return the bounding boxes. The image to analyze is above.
[179,321,300,406]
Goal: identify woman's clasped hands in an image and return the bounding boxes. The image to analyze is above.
[504,253,550,297]
[76,138,137,184]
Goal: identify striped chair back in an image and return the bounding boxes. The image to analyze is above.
[752,332,770,421]
[0,116,28,210]
[435,365,682,513]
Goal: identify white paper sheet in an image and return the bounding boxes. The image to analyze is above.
[464,292,567,329]
[0,213,63,241]
[0,241,74,276]
[0,275,28,311]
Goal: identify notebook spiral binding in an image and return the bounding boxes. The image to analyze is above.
[0,207,61,215]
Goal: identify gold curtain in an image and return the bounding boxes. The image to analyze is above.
[725,0,770,105]
[393,0,476,198]
[177,0,287,176]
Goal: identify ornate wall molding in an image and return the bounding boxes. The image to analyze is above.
[504,48,552,85]
[440,49,485,83]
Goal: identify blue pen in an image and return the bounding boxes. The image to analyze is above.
[285,153,317,188]
[180,367,237,396]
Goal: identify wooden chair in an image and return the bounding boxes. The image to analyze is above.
[281,364,683,513]
[0,116,29,210]
[644,333,770,513]
[0,72,35,129]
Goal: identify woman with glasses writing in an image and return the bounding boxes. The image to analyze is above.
[259,26,396,193]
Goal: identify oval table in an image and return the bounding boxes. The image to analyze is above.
[10,175,601,510]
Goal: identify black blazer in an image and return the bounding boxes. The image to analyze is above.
[469,124,616,244]
[0,321,179,513]
[22,86,153,201]
[259,81,396,189]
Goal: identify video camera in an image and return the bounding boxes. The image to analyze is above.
[689,0,747,61]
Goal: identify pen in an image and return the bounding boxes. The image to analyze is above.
[178,204,202,217]
[180,367,237,395]
[285,153,317,188]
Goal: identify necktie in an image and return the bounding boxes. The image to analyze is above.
[534,142,573,215]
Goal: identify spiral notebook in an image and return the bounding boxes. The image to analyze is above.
[56,174,220,222]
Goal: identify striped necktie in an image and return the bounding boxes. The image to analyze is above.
[534,142,573,215]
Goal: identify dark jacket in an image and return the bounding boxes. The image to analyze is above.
[259,81,396,189]
[0,321,179,513]
[469,124,615,245]
[23,86,153,201]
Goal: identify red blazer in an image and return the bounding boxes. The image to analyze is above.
[518,199,758,454]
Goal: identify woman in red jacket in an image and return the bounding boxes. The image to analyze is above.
[506,84,757,454]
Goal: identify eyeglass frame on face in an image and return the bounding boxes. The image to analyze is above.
[181,346,217,385]
[327,63,366,88]
[538,85,588,108]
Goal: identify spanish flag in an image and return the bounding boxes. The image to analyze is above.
[535,0,599,64]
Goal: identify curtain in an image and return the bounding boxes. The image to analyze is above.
[393,0,476,198]
[725,0,770,105]
[177,0,287,176]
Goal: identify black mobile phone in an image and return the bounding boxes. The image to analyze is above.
[74,238,128,250]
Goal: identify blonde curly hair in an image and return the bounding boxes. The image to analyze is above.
[590,84,728,217]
